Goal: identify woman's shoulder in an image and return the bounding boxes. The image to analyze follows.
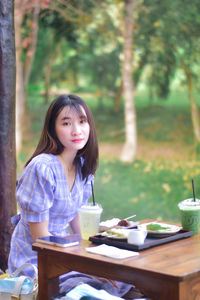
[30,153,57,165]
[25,153,59,176]
[19,154,58,185]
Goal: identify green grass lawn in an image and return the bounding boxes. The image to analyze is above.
[94,159,200,223]
[18,87,200,224]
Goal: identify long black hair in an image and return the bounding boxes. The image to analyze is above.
[26,94,99,180]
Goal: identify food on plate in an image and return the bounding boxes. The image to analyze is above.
[138,222,181,237]
[106,229,125,237]
[117,219,131,227]
[99,217,137,232]
[101,228,129,239]
[146,223,171,231]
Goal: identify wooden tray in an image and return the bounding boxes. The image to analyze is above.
[89,230,193,251]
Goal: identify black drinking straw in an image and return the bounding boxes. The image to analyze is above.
[91,181,96,206]
[192,179,196,202]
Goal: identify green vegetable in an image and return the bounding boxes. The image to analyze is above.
[106,229,125,237]
[106,229,114,234]
[147,223,170,231]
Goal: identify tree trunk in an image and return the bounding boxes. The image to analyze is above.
[0,0,16,271]
[23,0,40,89]
[114,79,123,112]
[14,1,26,154]
[120,0,137,162]
[15,0,40,154]
[181,59,200,141]
[44,40,61,103]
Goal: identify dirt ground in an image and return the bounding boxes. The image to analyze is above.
[99,139,196,162]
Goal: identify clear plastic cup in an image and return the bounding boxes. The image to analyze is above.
[178,198,200,234]
[78,203,103,240]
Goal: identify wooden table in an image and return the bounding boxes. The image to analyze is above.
[32,229,200,300]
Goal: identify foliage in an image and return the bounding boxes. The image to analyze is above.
[27,0,200,104]
[134,0,200,98]
[29,0,123,97]
[134,0,177,98]
[39,9,78,42]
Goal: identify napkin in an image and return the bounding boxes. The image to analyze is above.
[86,244,139,259]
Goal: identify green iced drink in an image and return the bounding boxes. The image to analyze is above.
[78,203,103,240]
[178,198,200,234]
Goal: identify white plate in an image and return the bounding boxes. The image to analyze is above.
[99,219,138,232]
[99,218,120,232]
[138,222,181,237]
[100,228,130,240]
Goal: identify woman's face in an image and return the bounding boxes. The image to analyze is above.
[55,105,90,153]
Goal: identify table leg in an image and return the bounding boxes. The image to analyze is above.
[37,251,59,299]
[48,277,59,299]
[37,251,49,299]
[179,276,200,300]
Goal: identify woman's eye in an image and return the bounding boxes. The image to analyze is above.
[64,122,70,126]
[80,119,87,124]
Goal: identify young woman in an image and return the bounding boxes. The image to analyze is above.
[8,94,137,298]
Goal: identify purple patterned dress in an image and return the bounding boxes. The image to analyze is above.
[8,153,131,297]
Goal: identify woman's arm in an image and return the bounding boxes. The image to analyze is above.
[70,214,81,234]
[29,220,50,241]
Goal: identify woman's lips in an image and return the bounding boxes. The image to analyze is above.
[72,138,83,143]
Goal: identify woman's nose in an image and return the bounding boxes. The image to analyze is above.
[72,123,81,135]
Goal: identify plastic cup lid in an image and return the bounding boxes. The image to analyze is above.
[178,198,200,209]
[79,203,103,211]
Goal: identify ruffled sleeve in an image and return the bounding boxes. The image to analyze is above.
[17,159,56,223]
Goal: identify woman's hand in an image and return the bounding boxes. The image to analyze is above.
[70,214,81,234]
[29,220,50,241]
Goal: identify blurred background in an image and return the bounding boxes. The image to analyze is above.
[15,0,200,223]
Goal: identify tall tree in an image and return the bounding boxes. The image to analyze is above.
[175,0,200,142]
[134,0,200,141]
[0,0,16,271]
[15,0,43,154]
[15,0,93,153]
[120,0,137,162]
